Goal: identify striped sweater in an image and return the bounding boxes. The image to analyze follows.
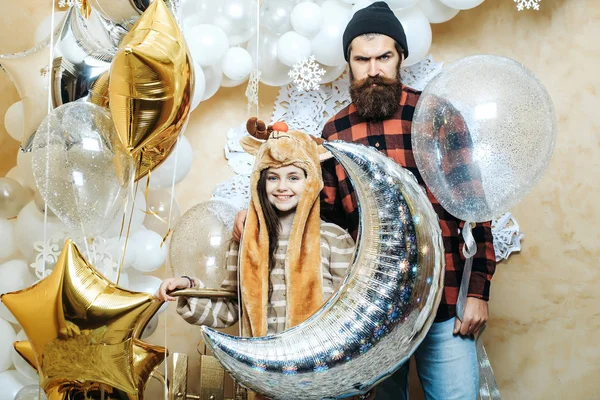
[176,221,355,334]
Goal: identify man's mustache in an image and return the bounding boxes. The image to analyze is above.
[353,75,398,89]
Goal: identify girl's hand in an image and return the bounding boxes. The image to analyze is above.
[155,277,191,301]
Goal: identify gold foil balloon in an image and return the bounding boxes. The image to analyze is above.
[169,200,237,289]
[31,102,134,238]
[1,239,166,399]
[109,0,193,181]
[0,177,32,218]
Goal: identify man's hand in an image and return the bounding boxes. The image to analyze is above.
[232,209,248,242]
[453,297,488,336]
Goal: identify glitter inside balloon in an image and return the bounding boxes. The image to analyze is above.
[412,55,557,222]
[31,102,134,237]
[170,200,237,289]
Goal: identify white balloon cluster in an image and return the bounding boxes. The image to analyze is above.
[177,0,484,91]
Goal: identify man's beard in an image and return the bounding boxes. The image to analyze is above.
[349,69,403,120]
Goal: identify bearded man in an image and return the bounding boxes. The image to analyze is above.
[319,2,496,399]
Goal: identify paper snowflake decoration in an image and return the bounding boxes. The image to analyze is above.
[288,56,326,92]
[514,0,541,11]
[58,0,82,7]
[245,69,261,112]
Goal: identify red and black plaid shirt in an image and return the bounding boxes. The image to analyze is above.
[320,84,496,322]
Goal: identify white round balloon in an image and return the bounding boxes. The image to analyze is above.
[0,318,16,372]
[127,274,162,295]
[320,64,347,84]
[4,101,24,142]
[130,230,167,272]
[351,0,375,14]
[202,64,224,101]
[439,0,484,10]
[106,236,137,269]
[260,0,295,35]
[16,151,36,190]
[15,202,65,260]
[394,7,432,66]
[277,31,312,66]
[191,62,206,112]
[386,0,420,9]
[310,1,351,67]
[247,31,294,86]
[220,75,248,87]
[184,24,230,67]
[6,167,27,187]
[419,0,460,23]
[0,370,29,400]
[221,47,253,81]
[0,219,16,261]
[0,260,34,300]
[290,2,323,37]
[11,331,37,383]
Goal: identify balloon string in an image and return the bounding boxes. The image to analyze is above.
[40,1,56,397]
[162,135,180,394]
[116,157,141,285]
[255,0,260,117]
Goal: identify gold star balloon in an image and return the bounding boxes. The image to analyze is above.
[109,0,193,181]
[1,239,166,399]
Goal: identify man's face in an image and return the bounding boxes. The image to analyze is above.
[348,34,404,120]
[348,34,401,81]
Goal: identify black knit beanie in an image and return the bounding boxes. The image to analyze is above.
[342,1,409,61]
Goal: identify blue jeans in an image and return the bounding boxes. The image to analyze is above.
[376,318,478,400]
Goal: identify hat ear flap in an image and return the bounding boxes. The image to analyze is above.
[309,136,334,162]
[240,135,264,156]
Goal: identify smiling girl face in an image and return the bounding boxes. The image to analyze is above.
[265,165,307,213]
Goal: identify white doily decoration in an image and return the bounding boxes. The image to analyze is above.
[31,233,123,282]
[491,212,524,262]
[288,55,326,92]
[245,70,261,111]
[271,69,351,137]
[400,55,444,91]
[514,0,541,11]
[211,174,251,211]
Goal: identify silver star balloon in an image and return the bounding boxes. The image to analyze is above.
[201,141,445,399]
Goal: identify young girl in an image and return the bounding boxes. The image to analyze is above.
[156,120,355,337]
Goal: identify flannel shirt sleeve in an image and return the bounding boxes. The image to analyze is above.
[320,157,350,231]
[461,220,496,301]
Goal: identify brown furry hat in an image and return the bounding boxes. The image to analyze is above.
[239,120,330,337]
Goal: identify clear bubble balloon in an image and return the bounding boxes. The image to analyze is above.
[170,200,237,289]
[15,384,48,400]
[0,178,32,219]
[143,189,181,237]
[412,55,556,222]
[31,102,134,238]
[247,30,294,86]
[260,0,295,35]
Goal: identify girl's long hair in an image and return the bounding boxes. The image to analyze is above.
[257,169,281,282]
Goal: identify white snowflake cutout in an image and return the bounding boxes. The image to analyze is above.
[514,0,541,11]
[58,0,83,7]
[288,56,326,92]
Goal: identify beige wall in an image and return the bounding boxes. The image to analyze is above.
[1,0,599,398]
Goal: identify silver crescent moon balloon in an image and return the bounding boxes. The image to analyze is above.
[201,141,445,399]
[51,7,115,109]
